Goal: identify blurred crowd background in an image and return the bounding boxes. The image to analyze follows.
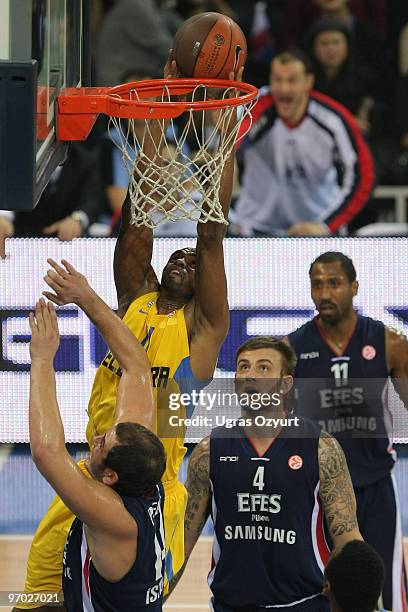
[2,0,408,243]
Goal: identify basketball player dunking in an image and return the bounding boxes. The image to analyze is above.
[19,56,243,609]
[167,337,362,612]
[26,283,166,612]
[287,251,408,612]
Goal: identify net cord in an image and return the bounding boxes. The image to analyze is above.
[108,83,256,228]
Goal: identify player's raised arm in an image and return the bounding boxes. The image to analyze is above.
[113,195,158,318]
[318,432,363,547]
[166,437,211,599]
[43,259,154,430]
[386,327,408,408]
[113,51,179,317]
[113,115,164,318]
[189,70,244,379]
[28,300,137,536]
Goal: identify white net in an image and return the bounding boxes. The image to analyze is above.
[108,82,256,228]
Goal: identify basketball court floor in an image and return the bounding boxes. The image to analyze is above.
[0,536,213,611]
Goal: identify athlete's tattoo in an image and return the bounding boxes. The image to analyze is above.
[318,432,359,537]
[184,439,211,536]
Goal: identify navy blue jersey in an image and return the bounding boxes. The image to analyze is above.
[62,484,165,612]
[288,315,395,487]
[209,420,330,609]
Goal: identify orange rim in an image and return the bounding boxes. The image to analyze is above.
[56,78,258,141]
[107,78,258,111]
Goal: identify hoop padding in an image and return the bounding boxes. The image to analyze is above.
[106,79,257,228]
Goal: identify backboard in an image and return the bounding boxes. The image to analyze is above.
[0,0,90,211]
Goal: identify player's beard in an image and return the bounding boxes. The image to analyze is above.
[318,301,341,324]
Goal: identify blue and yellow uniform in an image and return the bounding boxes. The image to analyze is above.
[23,292,199,607]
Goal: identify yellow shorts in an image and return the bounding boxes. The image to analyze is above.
[19,461,187,609]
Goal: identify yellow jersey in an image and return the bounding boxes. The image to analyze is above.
[86,291,197,482]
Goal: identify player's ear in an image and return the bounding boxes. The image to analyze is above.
[102,469,119,487]
[351,280,359,297]
[280,375,293,396]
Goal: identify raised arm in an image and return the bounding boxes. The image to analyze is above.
[113,114,168,316]
[29,300,135,536]
[189,71,244,379]
[166,437,211,599]
[386,327,408,408]
[318,432,362,548]
[113,196,158,317]
[113,53,179,316]
[43,259,154,430]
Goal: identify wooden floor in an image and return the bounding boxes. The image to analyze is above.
[0,536,212,611]
[1,536,408,612]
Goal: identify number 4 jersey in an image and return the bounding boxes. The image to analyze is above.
[62,484,165,612]
[208,421,330,609]
[288,314,395,487]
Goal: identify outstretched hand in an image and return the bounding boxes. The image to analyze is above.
[29,299,60,361]
[164,48,180,80]
[43,259,93,306]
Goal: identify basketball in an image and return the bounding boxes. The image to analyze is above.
[173,12,247,80]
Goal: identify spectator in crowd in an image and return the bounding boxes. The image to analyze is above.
[233,49,375,237]
[176,0,237,19]
[384,19,408,186]
[310,0,383,86]
[243,1,287,87]
[307,18,376,134]
[95,0,181,86]
[386,0,408,47]
[0,142,105,255]
[285,1,383,80]
[395,22,408,151]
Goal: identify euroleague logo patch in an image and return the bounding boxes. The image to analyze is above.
[214,33,225,46]
[288,455,303,470]
[362,345,376,360]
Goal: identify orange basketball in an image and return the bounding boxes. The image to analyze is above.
[173,12,247,80]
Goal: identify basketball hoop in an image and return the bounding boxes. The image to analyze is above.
[57,78,258,227]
